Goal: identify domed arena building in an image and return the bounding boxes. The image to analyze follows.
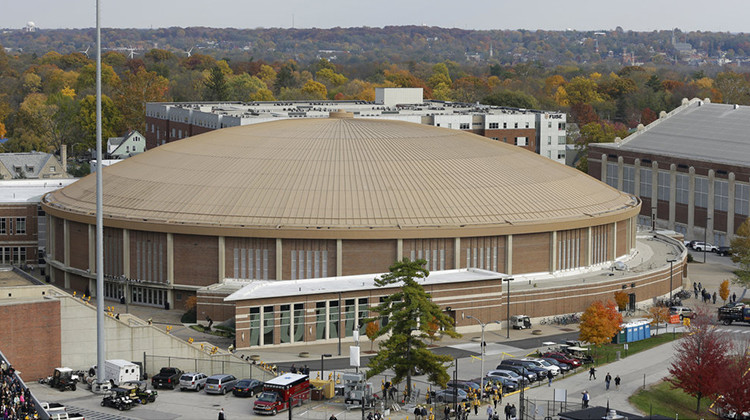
[42,113,684,348]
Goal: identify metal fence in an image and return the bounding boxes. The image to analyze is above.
[521,397,580,420]
[143,353,276,382]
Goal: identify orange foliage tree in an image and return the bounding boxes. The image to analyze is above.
[613,291,629,311]
[720,279,731,304]
[365,320,380,352]
[579,300,623,349]
[648,306,669,334]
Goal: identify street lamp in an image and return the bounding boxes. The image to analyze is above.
[704,216,712,263]
[466,315,501,401]
[667,258,677,302]
[320,353,332,380]
[503,277,514,339]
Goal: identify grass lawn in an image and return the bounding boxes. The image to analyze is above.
[630,380,720,419]
[591,332,682,365]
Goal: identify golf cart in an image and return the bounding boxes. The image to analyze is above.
[49,368,79,392]
[121,380,158,404]
[566,346,594,364]
[101,387,135,411]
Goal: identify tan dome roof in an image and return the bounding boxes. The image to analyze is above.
[44,117,639,238]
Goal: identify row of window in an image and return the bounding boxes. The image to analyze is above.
[0,218,26,235]
[245,298,369,346]
[607,165,750,216]
[0,247,29,265]
[102,282,167,307]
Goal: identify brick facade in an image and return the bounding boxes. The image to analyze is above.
[0,299,61,379]
[0,203,39,266]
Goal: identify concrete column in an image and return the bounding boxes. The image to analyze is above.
[601,154,607,182]
[669,164,677,230]
[617,156,624,190]
[505,235,512,275]
[633,159,641,196]
[260,306,266,346]
[586,227,593,266]
[651,161,659,214]
[611,223,617,260]
[63,220,70,288]
[123,229,131,278]
[47,214,54,262]
[276,238,283,280]
[396,239,403,261]
[217,236,225,281]
[550,231,557,272]
[336,239,343,276]
[165,233,173,284]
[688,167,695,236]
[289,305,295,344]
[728,172,736,237]
[88,224,95,272]
[454,237,461,269]
[708,169,715,241]
[325,301,330,341]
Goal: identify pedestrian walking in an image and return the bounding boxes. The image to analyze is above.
[487,405,494,420]
[605,372,612,390]
[713,292,717,304]
[510,404,517,419]
[444,404,450,420]
[415,405,423,420]
[547,370,553,386]
[504,403,511,420]
[493,390,499,409]
[421,406,428,420]
[474,397,479,415]
[698,281,702,291]
[614,375,621,390]
[732,292,737,303]
[581,391,590,408]
[589,366,597,380]
[693,281,697,292]
[218,407,226,420]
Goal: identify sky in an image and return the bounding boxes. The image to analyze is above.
[1,0,748,33]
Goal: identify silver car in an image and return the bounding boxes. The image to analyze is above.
[204,374,238,395]
[179,372,208,391]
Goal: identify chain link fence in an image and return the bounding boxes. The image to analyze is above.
[143,353,276,382]
[521,397,580,420]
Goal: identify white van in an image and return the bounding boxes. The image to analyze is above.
[87,359,141,387]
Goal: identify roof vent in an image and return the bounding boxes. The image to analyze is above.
[329,110,354,119]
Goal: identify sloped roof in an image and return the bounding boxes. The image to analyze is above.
[595,101,750,167]
[0,152,55,178]
[44,116,637,237]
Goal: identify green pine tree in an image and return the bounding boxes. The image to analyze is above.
[365,258,460,398]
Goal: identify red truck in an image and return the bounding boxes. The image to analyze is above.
[253,373,311,416]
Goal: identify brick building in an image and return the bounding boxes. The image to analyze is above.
[144,88,568,164]
[589,98,750,245]
[39,114,653,346]
[0,179,76,267]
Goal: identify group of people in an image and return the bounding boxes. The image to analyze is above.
[288,364,310,375]
[0,359,38,420]
[693,281,737,304]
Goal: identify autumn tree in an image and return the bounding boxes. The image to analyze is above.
[366,258,460,397]
[365,321,379,352]
[668,310,731,413]
[575,121,629,173]
[77,95,123,150]
[718,341,750,417]
[116,67,169,132]
[613,291,629,311]
[482,90,537,109]
[715,72,750,105]
[730,218,750,296]
[720,279,731,304]
[579,300,623,348]
[203,65,229,101]
[648,306,669,335]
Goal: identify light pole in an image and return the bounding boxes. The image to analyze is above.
[320,353,331,380]
[466,315,501,401]
[503,277,515,339]
[667,258,677,302]
[704,216,712,263]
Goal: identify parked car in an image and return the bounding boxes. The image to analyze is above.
[717,246,733,256]
[540,357,571,373]
[692,241,718,252]
[431,388,468,403]
[520,358,560,376]
[669,306,695,320]
[497,360,546,381]
[541,352,582,368]
[151,367,182,390]
[486,369,525,384]
[446,380,481,394]
[493,365,536,383]
[232,379,264,397]
[205,374,238,395]
[179,372,208,391]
